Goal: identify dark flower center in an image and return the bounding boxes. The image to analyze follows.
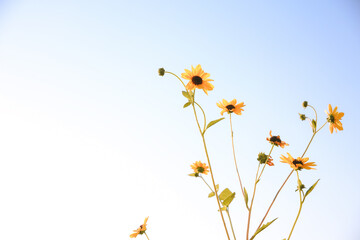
[226,105,235,111]
[292,160,303,165]
[270,136,281,143]
[197,167,205,173]
[329,114,335,123]
[192,76,203,85]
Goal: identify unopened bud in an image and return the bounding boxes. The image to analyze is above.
[158,68,165,76]
[299,114,306,121]
[302,101,308,108]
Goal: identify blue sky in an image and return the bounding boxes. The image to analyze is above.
[0,1,359,239]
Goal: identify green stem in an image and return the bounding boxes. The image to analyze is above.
[255,128,319,233]
[200,175,214,193]
[165,71,187,89]
[191,102,231,240]
[258,145,275,181]
[315,122,327,134]
[229,113,245,199]
[226,209,237,240]
[308,105,318,124]
[195,101,207,132]
[287,171,303,240]
[246,146,274,240]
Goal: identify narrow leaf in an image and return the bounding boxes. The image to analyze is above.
[188,173,196,177]
[183,102,191,108]
[304,179,320,199]
[182,91,190,100]
[222,192,236,207]
[219,188,232,201]
[208,192,215,198]
[250,218,278,240]
[205,117,225,131]
[244,187,249,210]
[218,206,227,211]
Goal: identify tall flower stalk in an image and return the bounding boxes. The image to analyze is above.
[163,67,231,240]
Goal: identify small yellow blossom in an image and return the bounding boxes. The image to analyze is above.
[280,153,316,170]
[130,217,149,238]
[181,65,214,95]
[191,161,209,175]
[325,104,344,134]
[216,99,245,115]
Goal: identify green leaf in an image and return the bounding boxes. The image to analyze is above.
[244,187,250,210]
[222,192,236,207]
[183,102,191,108]
[215,184,219,192]
[205,118,225,131]
[218,206,227,211]
[188,173,196,177]
[304,179,320,199]
[208,192,215,198]
[182,91,190,100]
[250,218,278,240]
[219,188,232,201]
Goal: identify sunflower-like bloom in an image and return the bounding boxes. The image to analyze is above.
[325,104,344,134]
[190,161,209,175]
[216,99,245,115]
[181,65,214,95]
[266,131,289,148]
[280,153,316,170]
[130,217,149,238]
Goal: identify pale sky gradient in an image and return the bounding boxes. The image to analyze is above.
[0,1,359,240]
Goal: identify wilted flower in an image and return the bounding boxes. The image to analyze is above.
[266,131,289,148]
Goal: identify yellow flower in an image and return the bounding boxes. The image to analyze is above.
[266,131,289,148]
[191,161,209,175]
[130,217,149,238]
[216,99,245,115]
[181,64,214,95]
[280,153,316,170]
[325,104,344,134]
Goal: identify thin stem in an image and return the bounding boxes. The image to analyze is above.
[191,102,231,240]
[258,145,275,181]
[144,232,150,240]
[246,146,274,240]
[308,105,318,124]
[287,171,303,240]
[255,130,318,232]
[200,175,214,193]
[256,170,294,231]
[165,71,187,89]
[229,113,245,199]
[195,101,207,132]
[226,209,237,240]
[315,122,327,134]
[246,163,261,240]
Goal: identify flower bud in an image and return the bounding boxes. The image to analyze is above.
[257,152,268,164]
[299,113,306,121]
[158,68,165,76]
[302,101,308,108]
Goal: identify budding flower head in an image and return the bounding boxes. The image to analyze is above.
[302,101,308,108]
[257,152,268,164]
[299,113,306,121]
[158,68,165,76]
